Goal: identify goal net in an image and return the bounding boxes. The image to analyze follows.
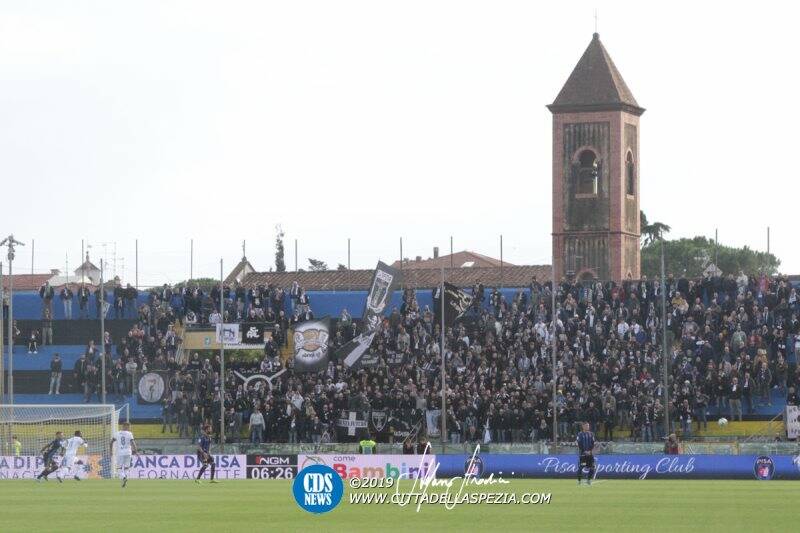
[0,404,119,479]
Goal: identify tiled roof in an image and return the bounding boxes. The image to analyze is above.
[0,273,54,291]
[240,265,551,291]
[548,33,644,115]
[391,250,515,271]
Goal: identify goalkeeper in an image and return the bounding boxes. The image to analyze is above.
[36,431,65,482]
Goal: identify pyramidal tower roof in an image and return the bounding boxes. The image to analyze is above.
[548,33,644,116]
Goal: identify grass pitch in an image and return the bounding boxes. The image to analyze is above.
[0,478,794,532]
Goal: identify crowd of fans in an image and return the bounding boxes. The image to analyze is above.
[23,271,800,444]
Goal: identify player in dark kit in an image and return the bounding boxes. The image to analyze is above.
[576,422,596,485]
[195,424,218,484]
[36,431,65,482]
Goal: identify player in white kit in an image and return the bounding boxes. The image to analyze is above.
[111,422,138,487]
[58,430,87,482]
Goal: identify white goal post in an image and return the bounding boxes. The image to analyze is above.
[0,405,119,479]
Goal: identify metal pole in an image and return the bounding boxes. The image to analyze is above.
[661,240,669,438]
[715,228,718,266]
[449,236,453,269]
[219,259,226,450]
[294,239,298,272]
[190,239,194,281]
[767,227,770,255]
[551,262,558,443]
[399,238,403,288]
[81,239,85,281]
[500,235,504,289]
[135,239,139,290]
[7,247,15,407]
[440,266,446,451]
[31,239,34,275]
[100,259,106,404]
[347,238,351,270]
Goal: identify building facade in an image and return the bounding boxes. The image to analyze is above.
[549,33,644,281]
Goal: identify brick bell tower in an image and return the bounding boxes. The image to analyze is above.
[548,33,644,282]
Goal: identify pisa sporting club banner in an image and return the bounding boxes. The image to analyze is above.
[297,454,436,480]
[128,454,246,480]
[246,454,297,479]
[434,454,800,480]
[0,455,106,479]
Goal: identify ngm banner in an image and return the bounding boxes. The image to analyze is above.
[129,454,246,480]
[246,454,297,479]
[0,455,106,479]
[435,454,800,480]
[297,454,436,480]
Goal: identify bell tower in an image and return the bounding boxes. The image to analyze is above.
[548,33,644,282]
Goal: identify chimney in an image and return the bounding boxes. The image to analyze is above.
[433,247,439,259]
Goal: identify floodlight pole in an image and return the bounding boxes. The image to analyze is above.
[551,262,558,444]
[1,236,25,408]
[100,259,106,404]
[440,267,446,452]
[661,239,670,438]
[219,259,226,451]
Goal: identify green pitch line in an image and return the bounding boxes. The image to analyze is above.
[0,479,795,533]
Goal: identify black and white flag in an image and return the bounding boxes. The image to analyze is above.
[337,331,377,370]
[433,282,472,328]
[241,322,265,344]
[336,261,401,368]
[361,261,402,333]
[292,318,330,372]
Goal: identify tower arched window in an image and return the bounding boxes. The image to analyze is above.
[626,151,636,196]
[576,150,599,196]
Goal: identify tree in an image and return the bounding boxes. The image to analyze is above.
[337,263,347,271]
[308,258,328,271]
[275,225,286,273]
[172,277,219,291]
[640,210,672,246]
[641,236,780,278]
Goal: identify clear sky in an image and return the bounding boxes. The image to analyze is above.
[1,1,797,286]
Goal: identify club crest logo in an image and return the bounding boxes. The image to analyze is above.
[294,328,329,355]
[465,456,484,478]
[753,456,774,480]
[370,410,388,432]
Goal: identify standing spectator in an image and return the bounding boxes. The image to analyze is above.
[161,397,175,433]
[249,407,265,443]
[48,353,62,395]
[41,308,53,346]
[95,285,107,319]
[124,283,138,318]
[84,364,99,402]
[27,329,39,354]
[114,282,124,319]
[39,281,54,318]
[73,353,88,393]
[60,284,74,319]
[77,284,90,319]
[678,399,692,439]
[729,377,743,422]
